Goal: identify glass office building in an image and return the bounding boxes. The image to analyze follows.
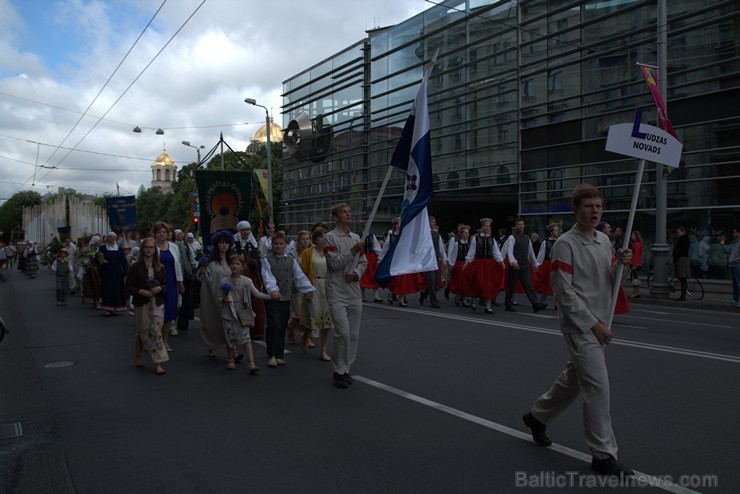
[281,0,739,278]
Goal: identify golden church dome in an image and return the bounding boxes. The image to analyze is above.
[152,149,176,167]
[252,118,284,143]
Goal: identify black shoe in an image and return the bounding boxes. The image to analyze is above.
[399,301,407,308]
[374,298,383,303]
[522,413,552,447]
[492,301,500,307]
[431,302,441,308]
[505,306,516,312]
[533,303,547,313]
[591,456,634,476]
[484,308,494,314]
[444,287,450,299]
[333,372,348,389]
[344,373,353,385]
[419,290,427,305]
[513,301,519,306]
[471,304,477,312]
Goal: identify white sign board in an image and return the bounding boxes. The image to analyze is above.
[606,123,683,167]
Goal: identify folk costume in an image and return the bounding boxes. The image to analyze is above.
[99,236,129,313]
[217,274,270,348]
[359,233,382,302]
[234,220,265,339]
[464,224,504,312]
[447,228,472,306]
[261,250,316,362]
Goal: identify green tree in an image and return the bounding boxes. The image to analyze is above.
[0,190,42,242]
[135,187,173,235]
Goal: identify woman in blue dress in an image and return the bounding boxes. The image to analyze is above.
[153,222,184,352]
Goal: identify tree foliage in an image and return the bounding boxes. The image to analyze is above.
[0,190,42,242]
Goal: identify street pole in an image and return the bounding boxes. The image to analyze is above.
[244,98,274,226]
[651,0,670,299]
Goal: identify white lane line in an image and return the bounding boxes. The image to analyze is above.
[618,315,733,329]
[611,323,649,330]
[368,305,740,364]
[517,312,557,320]
[355,375,700,494]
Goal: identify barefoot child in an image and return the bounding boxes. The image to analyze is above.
[219,254,272,373]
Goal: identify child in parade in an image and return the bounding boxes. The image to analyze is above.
[261,231,315,368]
[218,254,272,373]
[125,238,168,375]
[51,248,71,306]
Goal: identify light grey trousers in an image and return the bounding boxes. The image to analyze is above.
[330,298,362,375]
[531,330,619,460]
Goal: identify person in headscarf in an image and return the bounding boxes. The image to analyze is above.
[98,232,129,315]
[234,220,265,340]
[23,240,39,278]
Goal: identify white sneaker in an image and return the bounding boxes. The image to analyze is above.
[170,328,179,336]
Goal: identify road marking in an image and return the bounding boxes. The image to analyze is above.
[355,375,700,494]
[517,312,557,320]
[618,315,733,329]
[369,305,740,364]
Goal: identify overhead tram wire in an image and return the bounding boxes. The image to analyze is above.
[36,0,168,174]
[30,0,208,190]
[0,91,256,132]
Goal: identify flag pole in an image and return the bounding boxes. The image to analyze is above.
[361,49,440,241]
[606,158,645,329]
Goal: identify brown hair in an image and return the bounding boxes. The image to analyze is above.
[330,202,350,219]
[151,221,170,235]
[311,226,327,243]
[228,254,245,266]
[571,183,604,208]
[136,237,163,273]
[272,231,288,243]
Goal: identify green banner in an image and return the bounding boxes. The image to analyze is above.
[195,170,252,247]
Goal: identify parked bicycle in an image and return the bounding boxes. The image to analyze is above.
[646,262,705,300]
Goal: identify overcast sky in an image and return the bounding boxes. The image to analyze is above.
[0,0,430,201]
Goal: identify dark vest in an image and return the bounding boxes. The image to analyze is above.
[475,235,493,259]
[456,241,470,262]
[513,233,530,265]
[267,253,294,302]
[55,259,71,277]
[431,230,441,259]
[364,235,376,254]
[544,237,556,261]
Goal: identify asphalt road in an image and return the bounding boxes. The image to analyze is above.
[1,267,738,493]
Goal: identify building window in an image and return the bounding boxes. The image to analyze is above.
[548,70,562,92]
[522,78,535,98]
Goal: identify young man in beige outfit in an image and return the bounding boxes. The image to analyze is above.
[523,183,634,477]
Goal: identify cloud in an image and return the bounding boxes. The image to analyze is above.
[0,0,428,200]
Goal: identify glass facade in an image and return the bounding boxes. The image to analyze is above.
[281,0,740,279]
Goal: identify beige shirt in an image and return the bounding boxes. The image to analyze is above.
[324,227,367,303]
[550,225,617,333]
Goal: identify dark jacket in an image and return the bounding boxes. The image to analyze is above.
[126,262,167,307]
[673,234,690,262]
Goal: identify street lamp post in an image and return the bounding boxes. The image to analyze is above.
[181,141,205,167]
[244,97,273,226]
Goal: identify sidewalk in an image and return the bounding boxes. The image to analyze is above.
[627,288,738,313]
